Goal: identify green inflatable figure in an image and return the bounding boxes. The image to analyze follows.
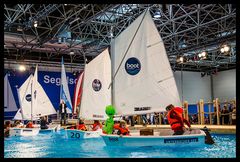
[103,105,116,134]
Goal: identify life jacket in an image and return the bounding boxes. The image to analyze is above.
[114,124,130,135]
[167,107,184,131]
[26,122,34,128]
[77,124,87,131]
[92,123,102,131]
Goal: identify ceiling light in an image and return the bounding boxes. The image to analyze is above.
[33,21,38,28]
[223,45,230,52]
[179,56,184,62]
[154,11,161,18]
[198,53,202,58]
[220,47,225,53]
[64,4,68,6]
[19,65,26,72]
[201,51,207,57]
[69,50,74,55]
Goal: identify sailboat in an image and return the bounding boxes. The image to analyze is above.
[4,73,19,119]
[100,9,208,147]
[66,48,111,139]
[10,65,58,136]
[60,57,73,114]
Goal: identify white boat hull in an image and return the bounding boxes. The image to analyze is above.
[101,129,206,147]
[9,128,40,137]
[66,129,102,139]
[39,124,61,133]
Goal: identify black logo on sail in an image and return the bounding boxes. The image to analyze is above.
[92,79,102,91]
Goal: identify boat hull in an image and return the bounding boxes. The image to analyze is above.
[39,124,61,133]
[101,130,206,147]
[66,129,102,139]
[9,128,40,137]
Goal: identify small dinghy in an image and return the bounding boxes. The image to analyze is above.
[10,65,57,137]
[66,128,102,139]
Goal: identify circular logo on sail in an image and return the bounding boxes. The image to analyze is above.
[125,57,141,75]
[25,94,32,102]
[92,79,102,91]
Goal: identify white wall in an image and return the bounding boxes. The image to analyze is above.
[213,69,236,101]
[173,71,212,104]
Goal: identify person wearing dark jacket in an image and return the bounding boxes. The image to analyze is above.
[59,100,67,126]
[40,116,49,129]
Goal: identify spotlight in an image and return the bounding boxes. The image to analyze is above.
[154,11,161,18]
[176,56,185,63]
[64,4,68,6]
[223,45,230,52]
[179,56,184,62]
[220,47,225,53]
[198,53,202,58]
[33,21,38,28]
[19,65,26,72]
[69,50,74,55]
[201,51,207,57]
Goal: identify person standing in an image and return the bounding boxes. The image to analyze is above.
[59,100,67,126]
[166,104,192,135]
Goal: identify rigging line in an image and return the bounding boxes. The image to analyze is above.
[108,8,149,89]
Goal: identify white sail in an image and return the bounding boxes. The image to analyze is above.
[14,65,56,120]
[79,49,111,120]
[60,57,72,113]
[4,74,18,112]
[112,10,181,116]
[14,74,34,120]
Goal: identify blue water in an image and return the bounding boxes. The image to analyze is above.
[4,130,236,158]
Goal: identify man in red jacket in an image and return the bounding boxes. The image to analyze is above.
[166,104,192,135]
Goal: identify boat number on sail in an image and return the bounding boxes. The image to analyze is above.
[25,94,32,102]
[164,138,198,143]
[125,57,141,75]
[108,137,119,142]
[92,79,102,91]
[70,132,81,138]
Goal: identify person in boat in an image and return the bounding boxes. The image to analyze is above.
[166,104,192,135]
[26,121,35,128]
[4,121,12,137]
[113,120,130,136]
[40,116,49,129]
[59,99,67,126]
[13,120,24,128]
[77,118,87,131]
[91,120,102,131]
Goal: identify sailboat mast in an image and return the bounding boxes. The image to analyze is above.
[31,80,33,122]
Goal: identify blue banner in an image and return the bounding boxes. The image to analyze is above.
[5,70,78,116]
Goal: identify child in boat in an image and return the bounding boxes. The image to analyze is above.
[26,121,35,128]
[77,119,87,131]
[91,120,102,131]
[166,104,192,135]
[4,121,12,137]
[13,120,24,128]
[114,120,130,136]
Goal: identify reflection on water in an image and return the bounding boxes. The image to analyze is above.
[4,131,236,158]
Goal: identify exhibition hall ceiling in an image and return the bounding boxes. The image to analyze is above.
[4,4,236,72]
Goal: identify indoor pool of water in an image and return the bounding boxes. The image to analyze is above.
[4,129,236,158]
